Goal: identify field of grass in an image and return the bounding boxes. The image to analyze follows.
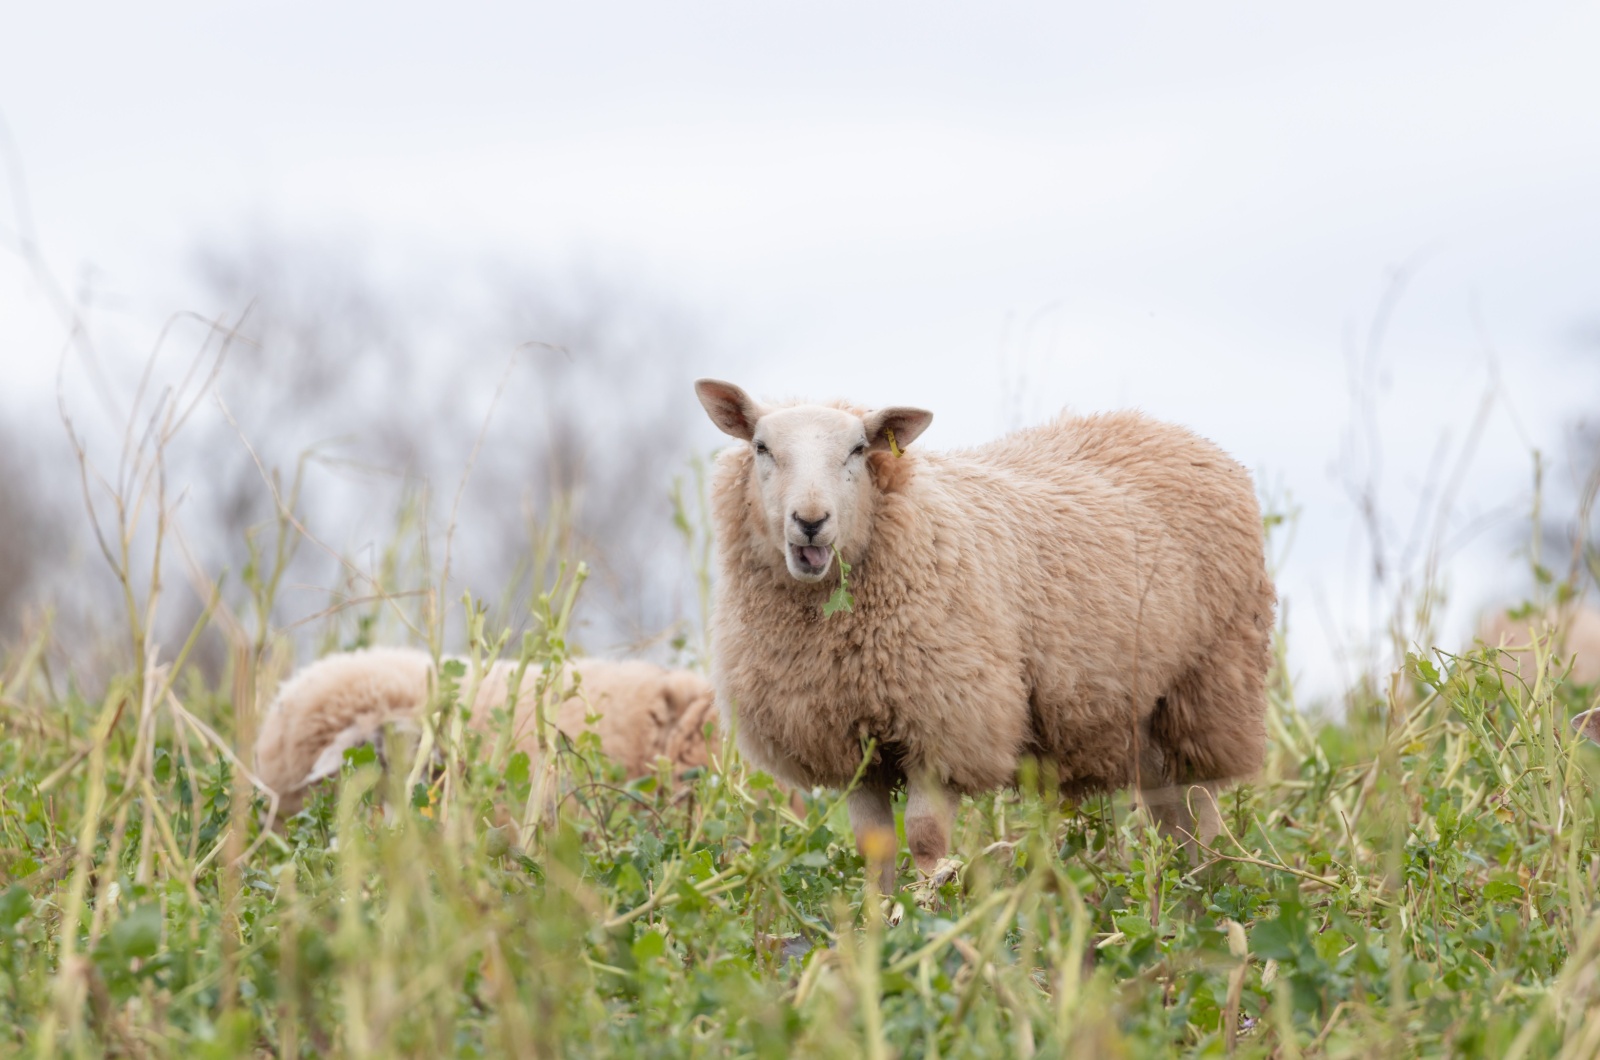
[4,449,1600,1057]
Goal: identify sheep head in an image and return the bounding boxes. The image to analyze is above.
[694,379,932,584]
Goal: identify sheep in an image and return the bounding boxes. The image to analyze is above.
[1478,602,1600,688]
[694,378,1275,888]
[1477,602,1600,742]
[254,648,718,817]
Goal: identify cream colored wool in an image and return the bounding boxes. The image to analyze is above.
[254,649,717,816]
[696,379,1276,881]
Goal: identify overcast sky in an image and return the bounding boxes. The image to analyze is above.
[3,3,1598,697]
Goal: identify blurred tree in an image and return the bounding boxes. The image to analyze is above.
[181,231,704,658]
[0,418,64,643]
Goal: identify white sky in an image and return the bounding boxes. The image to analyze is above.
[3,3,1599,699]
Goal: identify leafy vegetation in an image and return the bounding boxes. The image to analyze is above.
[3,366,1600,1056]
[823,544,855,618]
[7,545,1600,1058]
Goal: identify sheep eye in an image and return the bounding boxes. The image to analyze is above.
[755,441,770,456]
[850,443,866,458]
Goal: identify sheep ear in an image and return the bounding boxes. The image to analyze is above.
[303,725,380,785]
[695,379,765,441]
[865,406,934,452]
[1572,709,1600,745]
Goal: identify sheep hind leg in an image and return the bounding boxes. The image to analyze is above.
[1138,781,1223,864]
[1142,589,1273,862]
[904,770,958,876]
[1151,586,1273,781]
[848,783,898,893]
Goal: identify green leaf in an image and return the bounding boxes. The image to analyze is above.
[673,876,709,912]
[343,743,378,770]
[1115,914,1153,939]
[0,885,31,931]
[1484,880,1524,902]
[880,970,913,995]
[822,586,854,617]
[110,903,162,961]
[1313,930,1347,964]
[505,750,531,798]
[684,849,716,883]
[1251,918,1301,961]
[615,862,647,900]
[822,545,854,617]
[437,658,467,707]
[632,929,666,962]
[1407,653,1442,689]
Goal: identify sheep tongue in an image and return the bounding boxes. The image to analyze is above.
[800,546,828,568]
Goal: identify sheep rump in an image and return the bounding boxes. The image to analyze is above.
[254,648,717,816]
[710,406,1275,803]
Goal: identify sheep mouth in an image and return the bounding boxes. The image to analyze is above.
[787,543,833,580]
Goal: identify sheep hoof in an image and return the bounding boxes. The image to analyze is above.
[907,856,964,909]
[926,857,962,889]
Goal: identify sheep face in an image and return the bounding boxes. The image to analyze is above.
[695,379,932,584]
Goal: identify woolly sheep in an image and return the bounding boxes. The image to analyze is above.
[1477,602,1600,741]
[695,379,1275,887]
[254,648,717,817]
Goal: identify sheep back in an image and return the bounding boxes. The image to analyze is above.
[255,650,717,811]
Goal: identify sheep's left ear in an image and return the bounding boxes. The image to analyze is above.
[864,406,934,452]
[1572,709,1600,745]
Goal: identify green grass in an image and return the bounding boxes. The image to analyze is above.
[5,595,1600,1058]
[4,438,1600,1058]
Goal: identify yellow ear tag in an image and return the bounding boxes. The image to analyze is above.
[886,427,903,458]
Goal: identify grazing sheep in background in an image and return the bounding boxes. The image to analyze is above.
[1478,602,1600,688]
[254,648,717,817]
[1477,602,1600,743]
[695,378,1275,888]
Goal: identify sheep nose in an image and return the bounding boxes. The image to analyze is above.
[792,512,830,540]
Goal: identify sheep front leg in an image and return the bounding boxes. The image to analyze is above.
[904,771,957,876]
[847,783,898,893]
[1140,781,1223,863]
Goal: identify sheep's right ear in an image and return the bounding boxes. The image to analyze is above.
[1572,709,1600,745]
[695,379,764,442]
[864,406,934,452]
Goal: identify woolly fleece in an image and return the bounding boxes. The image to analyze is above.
[254,649,717,815]
[707,400,1276,804]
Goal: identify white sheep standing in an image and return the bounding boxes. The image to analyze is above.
[695,379,1276,888]
[254,648,717,817]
